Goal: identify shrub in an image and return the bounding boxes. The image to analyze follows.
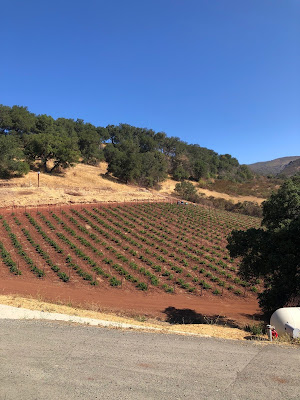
[244,323,265,336]
[174,181,200,202]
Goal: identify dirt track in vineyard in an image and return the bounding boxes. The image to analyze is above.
[0,278,260,326]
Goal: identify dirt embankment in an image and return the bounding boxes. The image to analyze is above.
[0,278,260,333]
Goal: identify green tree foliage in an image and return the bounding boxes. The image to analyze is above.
[0,105,13,134]
[104,140,142,183]
[104,124,168,186]
[74,119,109,165]
[139,151,168,187]
[227,177,300,314]
[103,123,253,187]
[193,160,209,180]
[174,181,199,202]
[0,105,108,174]
[0,136,29,177]
[262,178,300,230]
[0,104,253,184]
[34,114,55,134]
[24,125,80,172]
[0,105,36,135]
[172,165,190,181]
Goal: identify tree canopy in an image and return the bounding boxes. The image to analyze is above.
[0,135,29,178]
[104,123,252,186]
[174,181,200,203]
[227,177,300,314]
[0,104,253,186]
[0,105,108,174]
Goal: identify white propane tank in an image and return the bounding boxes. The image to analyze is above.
[270,307,300,336]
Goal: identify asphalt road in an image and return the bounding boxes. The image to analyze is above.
[0,320,299,400]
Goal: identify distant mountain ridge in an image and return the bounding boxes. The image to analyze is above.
[248,156,300,176]
[280,158,300,177]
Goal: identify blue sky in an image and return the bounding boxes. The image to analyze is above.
[1,0,299,164]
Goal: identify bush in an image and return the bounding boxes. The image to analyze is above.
[244,323,265,336]
[174,181,200,203]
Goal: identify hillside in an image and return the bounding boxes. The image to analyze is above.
[0,162,265,208]
[280,158,300,177]
[248,156,300,176]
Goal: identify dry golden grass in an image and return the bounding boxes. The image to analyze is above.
[0,162,265,208]
[159,178,265,204]
[197,188,265,205]
[0,294,249,340]
[0,163,168,208]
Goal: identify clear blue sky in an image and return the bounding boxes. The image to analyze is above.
[1,0,299,164]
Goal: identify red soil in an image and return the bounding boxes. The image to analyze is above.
[0,277,260,327]
[0,203,262,327]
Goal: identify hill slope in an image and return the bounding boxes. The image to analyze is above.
[248,156,300,176]
[0,162,265,208]
[280,158,300,177]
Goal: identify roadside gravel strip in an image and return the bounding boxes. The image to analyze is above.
[0,304,160,331]
[0,304,209,337]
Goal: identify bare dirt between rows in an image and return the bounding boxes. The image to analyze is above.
[0,277,260,328]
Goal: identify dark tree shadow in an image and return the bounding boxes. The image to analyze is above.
[240,312,266,322]
[100,172,121,184]
[30,163,65,177]
[163,307,239,328]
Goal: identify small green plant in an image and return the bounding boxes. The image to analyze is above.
[136,282,148,291]
[110,276,122,286]
[244,323,265,336]
[162,284,174,293]
[135,315,146,322]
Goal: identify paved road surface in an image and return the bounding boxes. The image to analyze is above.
[0,320,299,400]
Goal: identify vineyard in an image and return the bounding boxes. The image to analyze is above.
[0,202,261,302]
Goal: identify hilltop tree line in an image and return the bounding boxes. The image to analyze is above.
[0,105,252,185]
